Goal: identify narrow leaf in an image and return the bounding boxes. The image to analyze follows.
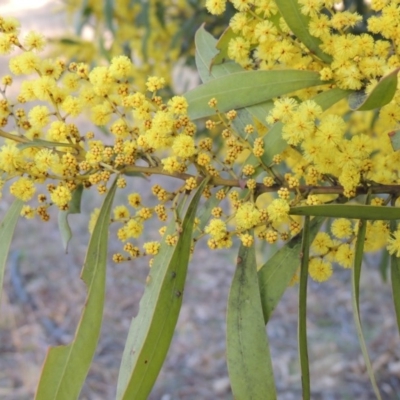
[351,218,382,399]
[57,185,84,253]
[388,129,400,151]
[211,26,238,67]
[298,216,311,399]
[290,204,400,220]
[348,68,400,111]
[17,139,77,150]
[104,0,115,33]
[185,69,323,120]
[0,200,23,306]
[227,236,277,400]
[35,179,117,400]
[195,25,242,84]
[258,217,324,323]
[116,180,207,400]
[390,220,400,334]
[275,0,332,63]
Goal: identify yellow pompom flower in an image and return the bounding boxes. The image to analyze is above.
[168,96,188,115]
[239,233,254,247]
[309,258,333,282]
[205,218,227,241]
[109,55,133,79]
[161,156,182,173]
[34,148,60,173]
[10,177,36,201]
[172,135,196,158]
[124,219,144,238]
[331,218,353,239]
[206,0,226,15]
[128,193,141,208]
[10,52,40,75]
[50,185,72,208]
[335,243,354,268]
[113,205,130,220]
[146,76,165,92]
[311,232,333,255]
[0,143,24,173]
[267,199,290,224]
[28,105,50,128]
[0,16,20,33]
[61,96,83,117]
[143,241,161,255]
[235,202,261,230]
[21,205,35,219]
[33,76,57,101]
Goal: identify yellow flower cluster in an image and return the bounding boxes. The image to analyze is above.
[2,3,400,284]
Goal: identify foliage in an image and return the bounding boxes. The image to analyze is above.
[57,0,235,92]
[1,0,400,398]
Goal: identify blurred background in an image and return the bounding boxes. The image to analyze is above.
[0,1,400,399]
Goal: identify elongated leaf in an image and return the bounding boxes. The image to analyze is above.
[211,26,238,67]
[185,69,323,120]
[58,185,84,253]
[116,180,207,400]
[379,249,389,282]
[35,179,117,400]
[298,216,311,399]
[348,68,400,111]
[74,0,90,35]
[0,199,23,306]
[275,0,332,63]
[390,221,400,334]
[227,236,276,400]
[389,129,400,151]
[258,217,324,323]
[195,25,242,84]
[104,0,115,33]
[17,139,77,150]
[351,219,382,399]
[290,204,400,220]
[195,26,271,144]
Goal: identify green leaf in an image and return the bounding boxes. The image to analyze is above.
[298,216,311,400]
[194,26,271,144]
[290,204,400,220]
[390,221,400,334]
[35,179,117,400]
[211,26,238,67]
[57,185,84,253]
[351,219,382,399]
[185,69,323,120]
[194,25,242,84]
[74,0,90,35]
[258,217,324,323]
[135,1,151,62]
[116,180,207,400]
[196,190,226,233]
[17,139,77,150]
[348,68,400,111]
[275,0,332,63]
[227,235,277,400]
[389,129,400,151]
[104,0,115,32]
[0,200,23,305]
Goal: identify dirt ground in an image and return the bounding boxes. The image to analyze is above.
[1,2,400,399]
